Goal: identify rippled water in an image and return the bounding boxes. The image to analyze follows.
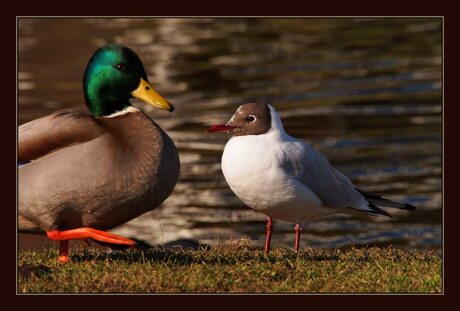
[18,18,442,250]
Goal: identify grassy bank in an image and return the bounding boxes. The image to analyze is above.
[18,242,442,293]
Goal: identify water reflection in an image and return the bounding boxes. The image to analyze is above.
[18,18,442,250]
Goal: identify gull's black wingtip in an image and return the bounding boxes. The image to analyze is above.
[404,203,416,211]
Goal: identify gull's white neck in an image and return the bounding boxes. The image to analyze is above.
[265,105,289,140]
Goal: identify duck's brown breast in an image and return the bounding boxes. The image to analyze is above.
[19,109,180,231]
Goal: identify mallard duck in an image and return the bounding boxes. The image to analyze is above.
[19,44,180,262]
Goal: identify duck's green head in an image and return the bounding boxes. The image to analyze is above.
[83,44,174,116]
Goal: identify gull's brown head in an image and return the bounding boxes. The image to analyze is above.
[206,103,272,136]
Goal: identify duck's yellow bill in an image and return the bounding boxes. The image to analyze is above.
[131,78,174,112]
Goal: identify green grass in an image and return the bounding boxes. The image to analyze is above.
[18,241,442,294]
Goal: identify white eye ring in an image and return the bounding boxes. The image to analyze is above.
[246,115,256,122]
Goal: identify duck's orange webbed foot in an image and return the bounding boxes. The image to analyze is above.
[47,227,136,263]
[58,240,70,263]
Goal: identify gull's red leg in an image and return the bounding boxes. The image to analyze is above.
[265,217,273,254]
[294,223,302,252]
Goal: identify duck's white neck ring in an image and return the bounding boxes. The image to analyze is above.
[103,106,140,118]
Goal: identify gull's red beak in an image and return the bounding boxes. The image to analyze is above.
[206,124,236,133]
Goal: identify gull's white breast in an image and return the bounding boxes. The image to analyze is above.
[221,133,334,223]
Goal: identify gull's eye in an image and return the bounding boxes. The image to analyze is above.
[245,115,256,122]
[115,64,126,72]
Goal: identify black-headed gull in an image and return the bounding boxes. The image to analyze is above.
[207,103,415,253]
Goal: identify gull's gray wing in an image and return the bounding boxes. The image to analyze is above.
[280,139,389,216]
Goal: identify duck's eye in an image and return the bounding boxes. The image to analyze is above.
[245,115,256,122]
[115,64,126,72]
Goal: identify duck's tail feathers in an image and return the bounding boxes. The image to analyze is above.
[356,188,416,211]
